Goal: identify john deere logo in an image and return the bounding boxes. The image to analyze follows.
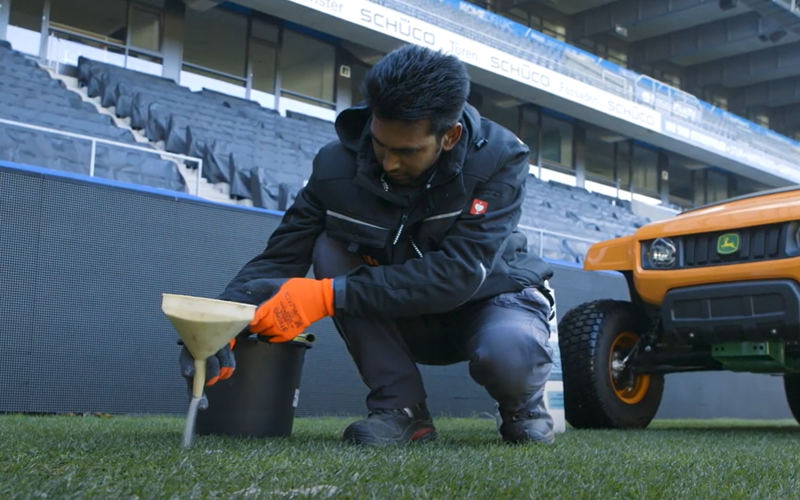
[717,233,740,255]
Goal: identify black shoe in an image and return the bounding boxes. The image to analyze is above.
[343,402,437,446]
[498,400,555,445]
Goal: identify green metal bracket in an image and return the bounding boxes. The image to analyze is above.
[711,341,789,373]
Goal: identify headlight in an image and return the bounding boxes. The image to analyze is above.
[795,224,800,250]
[647,238,677,268]
[784,221,800,257]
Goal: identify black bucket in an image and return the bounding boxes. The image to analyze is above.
[195,333,314,438]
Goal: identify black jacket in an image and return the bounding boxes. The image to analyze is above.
[217,103,553,319]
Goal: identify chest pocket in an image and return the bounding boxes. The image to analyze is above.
[414,209,463,251]
[325,210,391,251]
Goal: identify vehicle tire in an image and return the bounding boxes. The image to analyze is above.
[558,299,664,429]
[782,375,800,424]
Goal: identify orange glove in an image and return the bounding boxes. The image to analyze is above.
[250,278,334,342]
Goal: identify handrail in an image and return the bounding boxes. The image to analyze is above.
[518,223,602,258]
[0,117,204,195]
[48,24,164,61]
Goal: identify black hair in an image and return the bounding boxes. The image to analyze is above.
[361,44,471,138]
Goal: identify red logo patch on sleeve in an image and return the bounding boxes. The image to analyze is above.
[470,198,488,215]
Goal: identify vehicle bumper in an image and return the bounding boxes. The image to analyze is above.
[661,279,800,344]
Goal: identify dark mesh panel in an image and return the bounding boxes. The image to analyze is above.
[0,163,372,416]
[7,163,786,420]
[0,169,43,412]
[0,163,636,417]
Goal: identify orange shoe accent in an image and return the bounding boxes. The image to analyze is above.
[411,428,434,441]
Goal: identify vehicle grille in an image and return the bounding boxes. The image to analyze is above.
[682,223,787,268]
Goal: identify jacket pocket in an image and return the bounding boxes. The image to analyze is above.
[415,209,462,251]
[325,210,391,250]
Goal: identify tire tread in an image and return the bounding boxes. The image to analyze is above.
[558,299,663,429]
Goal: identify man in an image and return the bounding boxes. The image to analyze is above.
[180,44,557,446]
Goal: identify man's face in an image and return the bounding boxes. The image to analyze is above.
[370,116,462,186]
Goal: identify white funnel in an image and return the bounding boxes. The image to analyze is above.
[162,293,256,397]
[161,293,256,447]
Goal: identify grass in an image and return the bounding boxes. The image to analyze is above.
[2,414,800,499]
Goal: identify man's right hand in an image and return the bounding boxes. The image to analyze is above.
[178,337,237,410]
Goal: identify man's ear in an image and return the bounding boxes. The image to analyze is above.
[441,123,463,152]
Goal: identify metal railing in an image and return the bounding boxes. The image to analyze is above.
[518,224,601,258]
[0,117,204,195]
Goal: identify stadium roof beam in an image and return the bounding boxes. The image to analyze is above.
[732,75,800,107]
[569,0,745,42]
[630,11,799,67]
[493,0,538,12]
[740,0,800,34]
[684,40,800,88]
[494,0,617,15]
[182,0,223,11]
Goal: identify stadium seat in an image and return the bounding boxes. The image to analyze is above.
[76,57,334,211]
[69,55,649,260]
[0,42,186,193]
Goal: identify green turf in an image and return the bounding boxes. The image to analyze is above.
[2,414,799,499]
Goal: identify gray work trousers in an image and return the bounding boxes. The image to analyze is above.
[311,232,554,414]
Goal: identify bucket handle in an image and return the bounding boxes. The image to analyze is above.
[251,331,316,348]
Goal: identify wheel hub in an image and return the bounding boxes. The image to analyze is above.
[609,331,651,405]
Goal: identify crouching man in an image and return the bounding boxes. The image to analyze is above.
[180,44,557,446]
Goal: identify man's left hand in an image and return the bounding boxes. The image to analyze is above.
[248,277,334,342]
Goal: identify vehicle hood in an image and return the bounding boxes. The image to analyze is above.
[634,188,800,240]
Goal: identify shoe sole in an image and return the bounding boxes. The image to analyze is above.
[503,433,556,445]
[343,425,438,446]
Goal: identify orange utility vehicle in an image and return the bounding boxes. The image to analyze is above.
[558,186,800,429]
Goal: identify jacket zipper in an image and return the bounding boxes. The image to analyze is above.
[409,237,423,258]
[392,211,424,258]
[393,211,408,245]
[382,173,429,259]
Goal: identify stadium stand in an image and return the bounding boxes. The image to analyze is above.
[370,0,800,167]
[369,0,628,97]
[0,35,650,262]
[0,41,186,193]
[76,56,652,259]
[519,180,650,262]
[76,56,321,211]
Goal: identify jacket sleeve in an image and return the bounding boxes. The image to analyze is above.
[216,170,326,304]
[333,139,530,319]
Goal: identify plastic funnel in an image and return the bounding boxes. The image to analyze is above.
[161,293,256,447]
[162,293,256,397]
